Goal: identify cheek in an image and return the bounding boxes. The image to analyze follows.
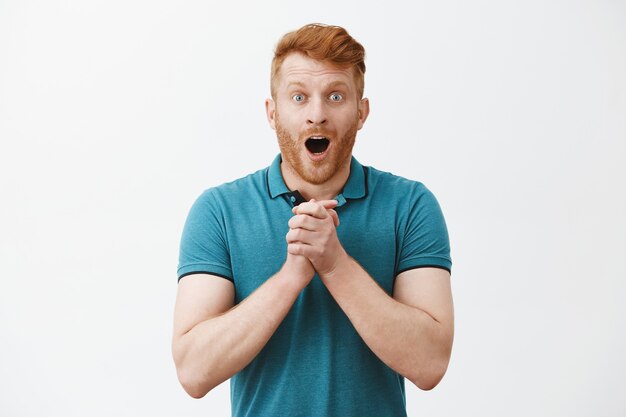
[338,109,360,129]
[276,105,296,124]
[278,117,301,135]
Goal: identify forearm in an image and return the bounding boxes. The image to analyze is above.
[174,267,305,398]
[320,257,452,390]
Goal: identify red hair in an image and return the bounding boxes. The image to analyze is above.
[271,23,366,99]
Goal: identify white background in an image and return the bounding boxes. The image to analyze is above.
[1,1,625,416]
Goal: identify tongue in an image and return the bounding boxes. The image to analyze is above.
[305,138,330,154]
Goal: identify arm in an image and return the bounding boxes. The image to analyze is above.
[172,254,313,399]
[287,201,454,390]
[320,261,453,390]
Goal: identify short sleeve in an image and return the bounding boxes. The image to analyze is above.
[177,189,233,282]
[396,184,452,275]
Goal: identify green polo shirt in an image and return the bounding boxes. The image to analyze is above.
[178,154,452,417]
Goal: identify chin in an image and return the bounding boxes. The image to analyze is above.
[298,153,350,185]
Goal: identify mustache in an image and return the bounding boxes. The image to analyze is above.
[299,129,335,140]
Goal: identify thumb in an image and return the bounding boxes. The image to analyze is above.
[317,199,338,209]
[328,209,340,227]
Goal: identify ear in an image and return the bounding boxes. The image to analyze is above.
[265,98,276,130]
[357,98,370,130]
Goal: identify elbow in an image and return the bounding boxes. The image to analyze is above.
[177,367,214,399]
[185,385,210,400]
[173,352,213,398]
[173,340,215,399]
[185,386,209,400]
[183,382,210,400]
[410,328,454,391]
[409,360,450,391]
[412,374,443,391]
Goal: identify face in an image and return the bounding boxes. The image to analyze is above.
[266,53,369,185]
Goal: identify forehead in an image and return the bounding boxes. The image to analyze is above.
[277,52,356,90]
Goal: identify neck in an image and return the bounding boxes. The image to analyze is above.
[280,158,352,201]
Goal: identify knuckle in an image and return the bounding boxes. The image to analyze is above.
[290,215,302,228]
[298,215,308,228]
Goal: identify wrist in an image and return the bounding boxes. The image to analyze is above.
[318,249,351,281]
[280,254,314,291]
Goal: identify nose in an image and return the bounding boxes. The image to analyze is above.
[306,98,327,125]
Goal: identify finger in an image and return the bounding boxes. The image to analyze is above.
[287,242,314,258]
[287,243,302,256]
[291,199,338,214]
[292,201,329,219]
[291,198,316,213]
[317,199,338,209]
[327,209,340,227]
[286,227,315,244]
[288,214,320,231]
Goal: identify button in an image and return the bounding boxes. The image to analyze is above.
[290,190,306,206]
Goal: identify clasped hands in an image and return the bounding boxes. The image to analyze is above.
[285,199,348,279]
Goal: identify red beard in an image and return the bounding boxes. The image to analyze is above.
[275,113,358,185]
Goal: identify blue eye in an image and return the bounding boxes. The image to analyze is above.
[329,93,343,101]
[293,94,305,102]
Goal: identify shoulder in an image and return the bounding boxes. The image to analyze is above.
[364,164,437,205]
[193,166,269,208]
[362,164,452,271]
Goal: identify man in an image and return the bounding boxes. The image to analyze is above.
[173,23,453,417]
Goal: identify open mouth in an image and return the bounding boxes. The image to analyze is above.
[305,136,330,154]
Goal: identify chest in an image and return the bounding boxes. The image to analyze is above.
[225,199,400,303]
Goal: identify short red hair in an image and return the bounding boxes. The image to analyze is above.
[271,23,366,99]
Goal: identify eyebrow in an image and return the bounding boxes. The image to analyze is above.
[286,81,306,89]
[286,80,350,90]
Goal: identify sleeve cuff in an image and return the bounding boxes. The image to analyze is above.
[177,262,233,282]
[397,255,452,276]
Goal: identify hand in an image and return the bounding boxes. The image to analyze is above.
[286,199,348,277]
[281,200,340,289]
[282,253,315,290]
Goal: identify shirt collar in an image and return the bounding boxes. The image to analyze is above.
[266,153,367,204]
